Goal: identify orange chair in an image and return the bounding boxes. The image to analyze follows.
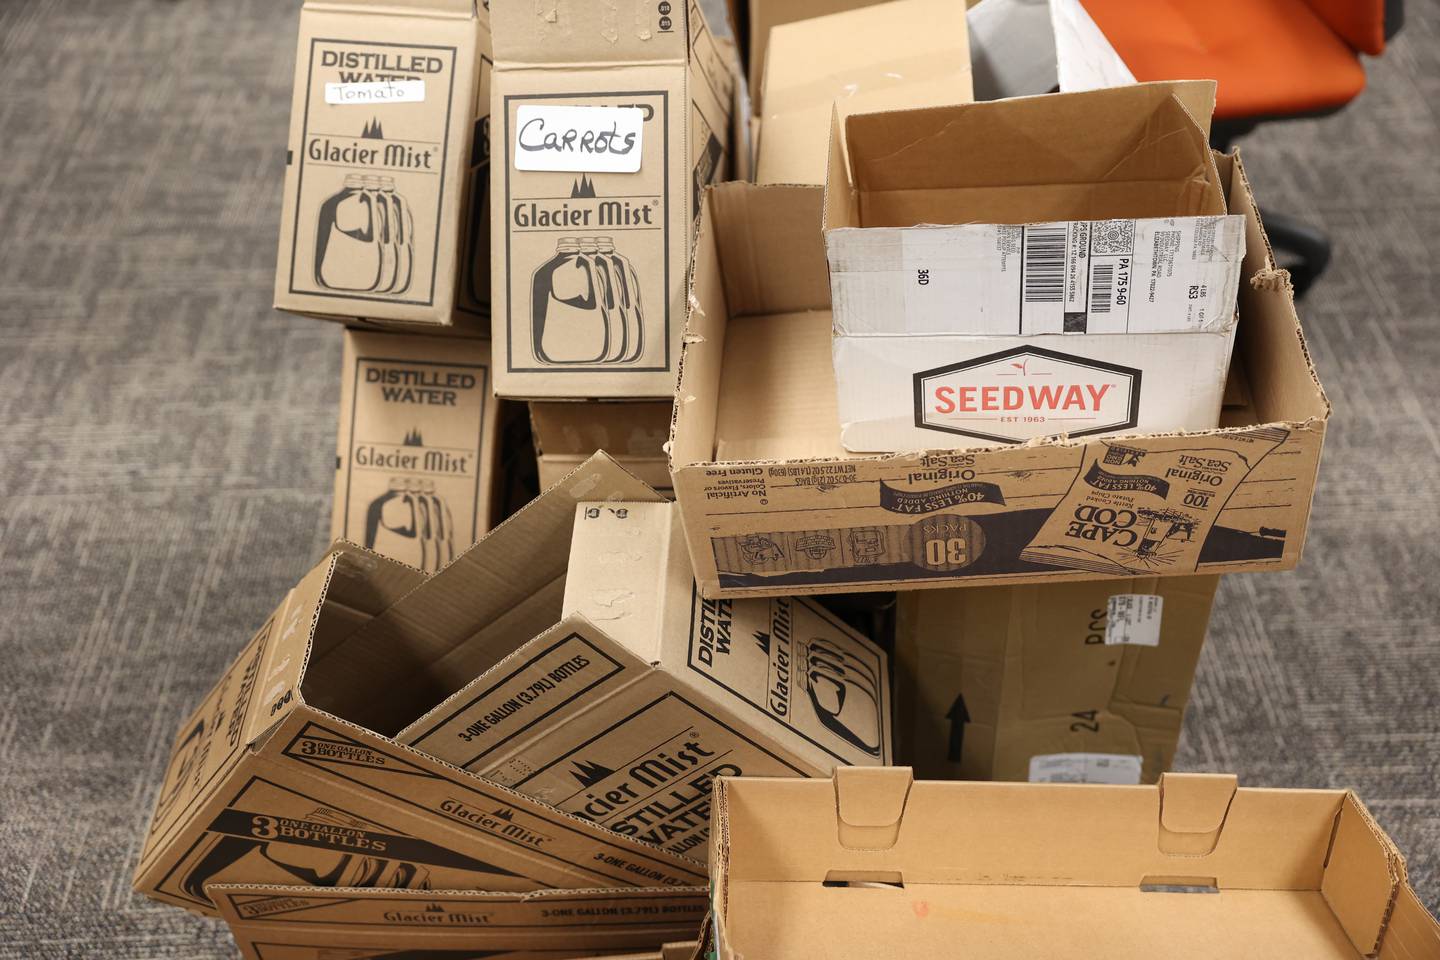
[1083,0,1404,295]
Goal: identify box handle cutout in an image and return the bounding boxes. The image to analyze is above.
[823,871,904,889]
[1140,876,1219,894]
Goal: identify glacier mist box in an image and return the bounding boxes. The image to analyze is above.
[490,0,737,399]
[275,0,487,329]
[332,328,502,572]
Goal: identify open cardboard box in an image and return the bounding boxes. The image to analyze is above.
[134,456,711,916]
[530,401,675,494]
[711,768,1440,959]
[211,883,707,960]
[669,151,1328,598]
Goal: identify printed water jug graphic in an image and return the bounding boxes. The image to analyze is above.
[364,478,455,572]
[801,635,884,758]
[531,235,645,365]
[315,174,416,296]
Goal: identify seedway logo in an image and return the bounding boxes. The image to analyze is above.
[913,346,1140,444]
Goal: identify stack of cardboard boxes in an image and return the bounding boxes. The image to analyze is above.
[131,0,1440,957]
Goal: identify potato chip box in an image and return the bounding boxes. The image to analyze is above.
[333,328,502,571]
[670,152,1327,597]
[275,0,490,330]
[211,883,707,960]
[711,768,1440,959]
[490,0,737,398]
[133,457,715,916]
[894,575,1219,784]
[396,495,891,860]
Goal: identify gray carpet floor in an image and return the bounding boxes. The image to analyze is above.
[1,0,1437,956]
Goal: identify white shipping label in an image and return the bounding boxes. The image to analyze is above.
[1104,594,1163,646]
[1028,752,1143,785]
[513,105,645,174]
[893,215,1246,336]
[324,79,425,105]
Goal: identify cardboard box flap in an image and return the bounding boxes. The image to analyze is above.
[1380,883,1440,959]
[835,766,912,835]
[302,453,664,737]
[709,182,831,320]
[1157,772,1237,855]
[1322,795,1403,957]
[829,82,1223,229]
[492,0,691,65]
[719,773,1346,889]
[307,0,475,16]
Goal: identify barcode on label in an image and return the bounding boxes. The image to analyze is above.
[1023,225,1066,303]
[1090,263,1114,314]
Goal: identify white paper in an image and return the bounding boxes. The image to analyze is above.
[324,79,425,106]
[1104,594,1163,646]
[1028,752,1143,784]
[513,105,645,174]
[1050,0,1136,92]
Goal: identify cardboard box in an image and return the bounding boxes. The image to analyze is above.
[490,0,737,399]
[134,457,711,917]
[755,0,973,186]
[743,0,885,98]
[825,83,1247,452]
[531,401,673,494]
[211,883,707,960]
[275,0,487,329]
[397,498,892,860]
[670,151,1328,598]
[968,0,1133,100]
[333,329,501,570]
[711,768,1440,959]
[894,575,1218,784]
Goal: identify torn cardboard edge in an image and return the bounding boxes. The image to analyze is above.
[210,882,708,960]
[710,769,1440,959]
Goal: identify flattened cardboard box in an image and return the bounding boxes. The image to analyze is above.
[397,499,890,861]
[212,883,706,960]
[491,0,737,398]
[824,83,1246,452]
[669,151,1329,598]
[756,0,973,186]
[134,457,708,917]
[334,329,501,571]
[712,769,1440,959]
[275,0,487,329]
[894,575,1218,784]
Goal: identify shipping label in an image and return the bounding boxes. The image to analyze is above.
[685,592,889,764]
[288,38,460,307]
[1027,752,1142,785]
[338,349,490,572]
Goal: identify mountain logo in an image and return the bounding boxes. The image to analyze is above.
[361,117,385,139]
[570,175,597,198]
[753,630,771,655]
[425,903,445,913]
[403,427,423,446]
[491,807,514,822]
[569,758,616,788]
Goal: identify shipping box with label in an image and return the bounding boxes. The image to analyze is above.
[275,0,488,330]
[531,401,673,493]
[825,83,1245,452]
[398,498,891,861]
[711,769,1440,959]
[670,155,1328,598]
[134,457,711,917]
[756,0,973,186]
[491,0,737,398]
[894,575,1218,784]
[333,329,501,571]
[211,883,707,960]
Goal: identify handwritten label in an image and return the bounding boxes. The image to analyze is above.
[325,80,425,106]
[1104,594,1163,647]
[513,105,644,174]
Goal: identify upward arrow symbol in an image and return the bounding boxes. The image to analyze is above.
[946,694,970,762]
